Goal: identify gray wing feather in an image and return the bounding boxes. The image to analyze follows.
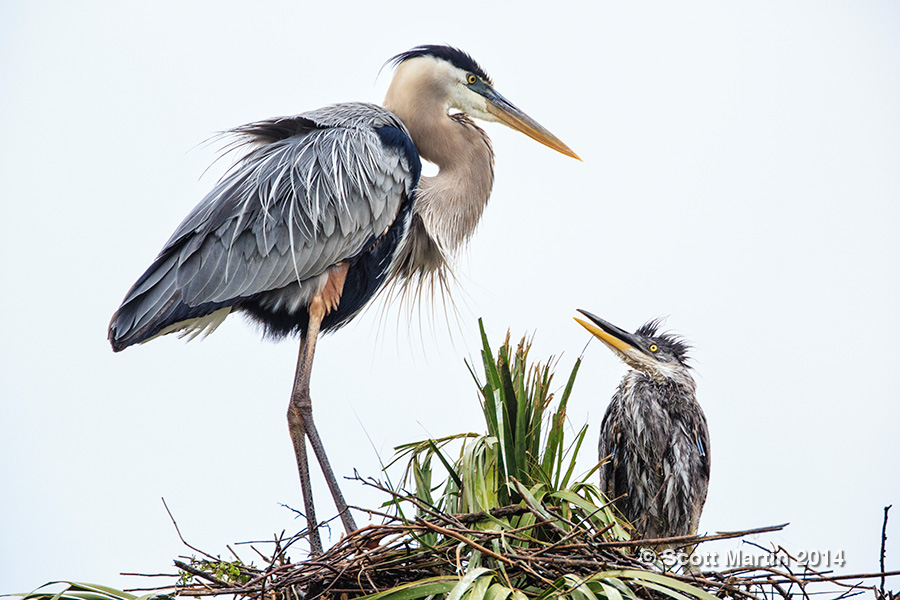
[690,411,711,530]
[110,103,417,349]
[190,105,411,299]
[597,396,619,496]
[132,275,177,332]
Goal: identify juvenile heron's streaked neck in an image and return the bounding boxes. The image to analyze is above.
[626,366,696,395]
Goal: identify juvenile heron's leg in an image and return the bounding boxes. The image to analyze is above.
[288,293,358,542]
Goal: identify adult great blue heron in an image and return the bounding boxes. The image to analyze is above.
[574,310,710,541]
[108,45,578,553]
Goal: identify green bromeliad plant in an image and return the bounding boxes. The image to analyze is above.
[392,320,629,540]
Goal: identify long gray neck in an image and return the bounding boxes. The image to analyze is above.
[384,78,494,280]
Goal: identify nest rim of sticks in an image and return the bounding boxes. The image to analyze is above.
[129,485,898,600]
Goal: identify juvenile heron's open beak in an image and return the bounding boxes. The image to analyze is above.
[574,309,644,356]
[478,84,580,160]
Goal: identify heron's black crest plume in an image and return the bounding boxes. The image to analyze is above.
[390,45,492,84]
[636,318,692,365]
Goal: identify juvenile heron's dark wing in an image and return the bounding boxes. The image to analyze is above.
[109,103,420,351]
[687,408,711,531]
[597,391,624,501]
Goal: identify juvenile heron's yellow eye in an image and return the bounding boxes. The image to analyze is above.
[467,74,477,84]
[649,344,658,352]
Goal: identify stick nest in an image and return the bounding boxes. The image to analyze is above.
[136,483,897,600]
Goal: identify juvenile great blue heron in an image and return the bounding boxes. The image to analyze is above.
[108,45,578,553]
[574,310,709,541]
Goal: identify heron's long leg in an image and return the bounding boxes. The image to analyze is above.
[289,293,358,537]
[287,368,322,554]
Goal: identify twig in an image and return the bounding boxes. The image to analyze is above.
[174,560,231,588]
[510,477,570,538]
[530,516,596,558]
[365,478,464,528]
[162,497,219,562]
[882,505,892,598]
[241,562,299,589]
[595,522,789,548]
[417,519,515,566]
[771,569,900,584]
[352,504,400,522]
[453,503,534,524]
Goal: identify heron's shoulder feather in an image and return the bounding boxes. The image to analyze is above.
[228,103,411,144]
[161,103,419,259]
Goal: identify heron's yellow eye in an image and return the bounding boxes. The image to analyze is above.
[649,344,658,352]
[467,74,477,84]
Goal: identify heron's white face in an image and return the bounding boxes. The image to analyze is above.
[586,341,689,391]
[599,340,682,383]
[389,56,496,122]
[441,63,498,123]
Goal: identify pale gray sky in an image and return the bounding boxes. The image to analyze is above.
[2,0,899,592]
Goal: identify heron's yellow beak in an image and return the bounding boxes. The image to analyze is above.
[476,84,580,160]
[574,317,636,354]
[486,101,581,160]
